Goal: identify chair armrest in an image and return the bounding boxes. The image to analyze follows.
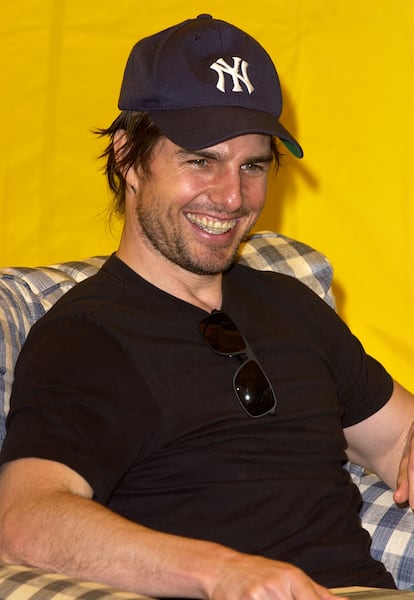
[0,563,152,599]
[347,464,414,590]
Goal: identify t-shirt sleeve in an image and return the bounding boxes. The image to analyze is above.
[254,269,394,429]
[0,315,159,503]
[323,302,394,428]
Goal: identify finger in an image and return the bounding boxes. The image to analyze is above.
[393,482,408,505]
[393,458,409,505]
[394,428,414,507]
[406,434,414,508]
[289,576,338,600]
[314,582,343,600]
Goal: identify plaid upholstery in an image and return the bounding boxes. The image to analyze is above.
[0,231,413,594]
[347,464,414,590]
[237,231,335,309]
[0,564,150,599]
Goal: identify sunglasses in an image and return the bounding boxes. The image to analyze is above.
[199,310,277,418]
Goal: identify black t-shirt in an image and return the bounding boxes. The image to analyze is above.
[1,255,395,588]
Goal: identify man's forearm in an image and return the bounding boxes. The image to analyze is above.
[0,459,336,600]
[0,485,231,598]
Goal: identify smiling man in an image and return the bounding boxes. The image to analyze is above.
[0,14,414,600]
[117,134,274,307]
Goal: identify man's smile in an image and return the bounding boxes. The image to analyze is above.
[186,212,238,235]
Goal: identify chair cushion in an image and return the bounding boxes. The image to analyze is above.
[0,563,150,599]
[0,232,413,589]
[237,232,335,308]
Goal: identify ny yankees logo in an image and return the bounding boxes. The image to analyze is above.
[210,57,254,94]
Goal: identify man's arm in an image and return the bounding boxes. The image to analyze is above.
[0,457,336,600]
[344,380,414,506]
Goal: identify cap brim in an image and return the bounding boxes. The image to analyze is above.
[148,106,303,158]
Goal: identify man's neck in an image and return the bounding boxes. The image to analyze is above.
[116,240,223,314]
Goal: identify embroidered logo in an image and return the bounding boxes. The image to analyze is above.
[210,57,254,94]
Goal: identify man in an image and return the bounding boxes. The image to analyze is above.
[0,14,413,600]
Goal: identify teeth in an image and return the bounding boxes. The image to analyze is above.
[187,213,237,234]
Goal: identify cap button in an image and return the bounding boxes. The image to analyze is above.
[197,14,213,19]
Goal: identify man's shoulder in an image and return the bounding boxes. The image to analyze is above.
[30,255,132,327]
[225,262,336,328]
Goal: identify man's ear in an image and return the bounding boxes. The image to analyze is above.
[113,129,139,193]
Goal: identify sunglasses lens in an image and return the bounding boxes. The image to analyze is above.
[234,360,276,417]
[199,312,246,354]
[200,311,277,418]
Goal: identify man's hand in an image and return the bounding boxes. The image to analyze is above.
[209,553,339,600]
[393,422,414,508]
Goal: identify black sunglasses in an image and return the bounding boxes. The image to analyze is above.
[199,310,277,418]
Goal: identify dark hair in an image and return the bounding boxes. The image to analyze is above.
[96,110,281,217]
[95,111,164,217]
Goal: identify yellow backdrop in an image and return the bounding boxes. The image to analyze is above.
[1,1,413,391]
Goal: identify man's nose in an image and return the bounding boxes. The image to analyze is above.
[210,168,243,211]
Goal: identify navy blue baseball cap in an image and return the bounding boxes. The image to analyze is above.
[118,14,303,158]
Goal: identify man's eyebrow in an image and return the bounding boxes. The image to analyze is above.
[244,154,274,164]
[176,148,222,160]
[176,148,274,163]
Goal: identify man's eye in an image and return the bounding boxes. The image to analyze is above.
[188,158,208,167]
[242,163,265,173]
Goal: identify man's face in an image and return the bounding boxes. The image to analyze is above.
[129,133,273,275]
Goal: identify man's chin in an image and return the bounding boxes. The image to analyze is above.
[183,250,239,276]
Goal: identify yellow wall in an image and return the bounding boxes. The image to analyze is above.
[1,1,414,391]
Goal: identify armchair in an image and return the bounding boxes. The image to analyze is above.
[0,231,413,598]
